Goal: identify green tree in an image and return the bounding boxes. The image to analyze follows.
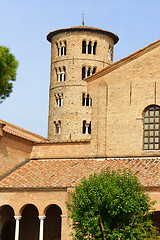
[67,169,159,240]
[0,46,18,103]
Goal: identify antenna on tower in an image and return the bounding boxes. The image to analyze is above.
[81,12,85,26]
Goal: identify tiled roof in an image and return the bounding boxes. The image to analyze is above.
[47,26,119,44]
[0,158,159,189]
[86,39,160,83]
[0,119,48,143]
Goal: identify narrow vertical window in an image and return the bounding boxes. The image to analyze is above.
[82,121,91,134]
[93,42,97,55]
[143,105,160,150]
[82,67,86,80]
[82,41,86,54]
[82,93,85,106]
[88,122,91,134]
[54,121,61,134]
[83,120,86,134]
[108,46,113,61]
[87,67,91,77]
[86,94,90,106]
[88,41,92,54]
[92,67,96,74]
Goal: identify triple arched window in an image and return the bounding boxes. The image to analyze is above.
[82,41,97,55]
[55,67,66,82]
[82,66,97,80]
[56,41,66,56]
[143,105,160,150]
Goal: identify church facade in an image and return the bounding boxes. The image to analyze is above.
[0,26,160,240]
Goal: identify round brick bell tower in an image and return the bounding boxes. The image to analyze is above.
[47,26,119,142]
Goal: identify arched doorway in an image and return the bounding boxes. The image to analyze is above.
[44,204,62,240]
[0,205,15,240]
[151,211,160,234]
[19,204,39,240]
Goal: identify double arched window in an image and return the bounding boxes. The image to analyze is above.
[143,105,160,150]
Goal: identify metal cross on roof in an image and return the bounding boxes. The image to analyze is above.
[81,12,85,26]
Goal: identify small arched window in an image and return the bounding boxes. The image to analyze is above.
[82,66,86,80]
[93,42,97,55]
[54,121,61,134]
[88,41,92,54]
[108,45,113,61]
[143,105,160,150]
[92,67,96,74]
[82,41,86,54]
[82,121,91,134]
[87,67,91,77]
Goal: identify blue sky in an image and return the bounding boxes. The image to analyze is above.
[0,0,159,137]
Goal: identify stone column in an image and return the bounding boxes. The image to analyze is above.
[38,216,46,240]
[61,72,65,82]
[14,216,22,240]
[85,123,89,134]
[84,97,87,106]
[58,47,61,56]
[60,215,67,240]
[57,72,61,82]
[91,45,94,55]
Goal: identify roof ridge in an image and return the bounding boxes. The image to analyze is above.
[86,38,160,83]
[0,118,48,141]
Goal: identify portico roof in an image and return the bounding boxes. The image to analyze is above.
[0,158,159,190]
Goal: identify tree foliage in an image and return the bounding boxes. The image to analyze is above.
[67,169,159,239]
[0,46,18,102]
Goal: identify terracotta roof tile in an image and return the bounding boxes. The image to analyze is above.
[0,158,159,189]
[0,119,48,142]
[86,39,160,83]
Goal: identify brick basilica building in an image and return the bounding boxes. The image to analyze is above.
[0,25,160,240]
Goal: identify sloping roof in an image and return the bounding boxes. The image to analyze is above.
[86,39,160,83]
[0,158,159,189]
[0,119,48,143]
[47,25,119,44]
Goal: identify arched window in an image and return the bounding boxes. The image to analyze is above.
[57,67,66,82]
[93,42,97,55]
[82,67,86,80]
[57,41,66,56]
[82,93,85,106]
[55,93,63,107]
[54,121,61,134]
[108,45,113,60]
[82,121,91,134]
[88,41,92,54]
[87,67,91,77]
[92,67,96,74]
[82,93,92,107]
[143,105,160,150]
[82,41,86,54]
